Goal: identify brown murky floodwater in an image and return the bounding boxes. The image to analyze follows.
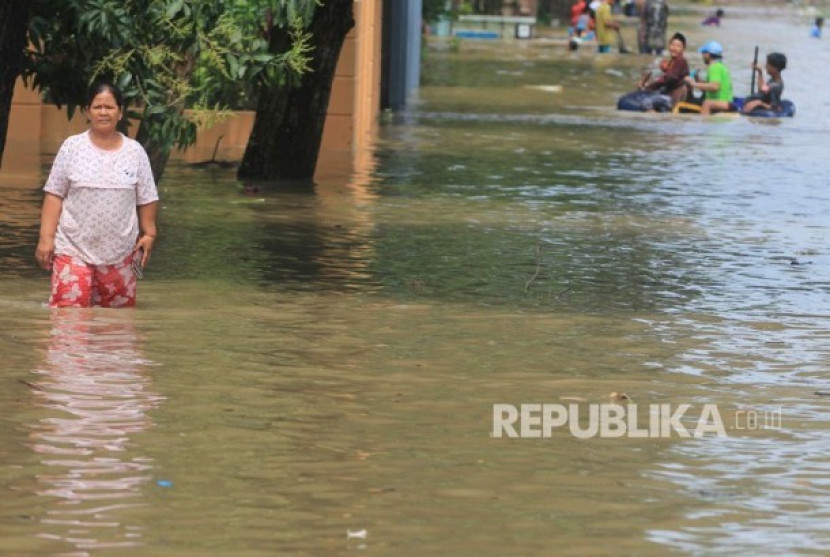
[3,4,830,555]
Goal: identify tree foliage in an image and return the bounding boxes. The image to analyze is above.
[423,0,451,24]
[24,0,317,181]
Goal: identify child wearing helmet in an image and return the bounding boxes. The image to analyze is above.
[684,40,734,115]
[743,52,787,114]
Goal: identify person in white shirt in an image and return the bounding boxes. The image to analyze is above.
[35,81,159,308]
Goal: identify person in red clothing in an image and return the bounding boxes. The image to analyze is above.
[638,32,690,105]
[570,0,588,27]
[569,0,593,37]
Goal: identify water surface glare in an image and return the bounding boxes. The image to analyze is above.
[3,5,830,555]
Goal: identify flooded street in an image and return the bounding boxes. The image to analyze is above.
[3,3,830,555]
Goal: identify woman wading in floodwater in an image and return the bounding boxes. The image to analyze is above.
[35,81,159,308]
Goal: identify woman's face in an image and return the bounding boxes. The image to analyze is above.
[87,90,122,135]
[668,38,685,58]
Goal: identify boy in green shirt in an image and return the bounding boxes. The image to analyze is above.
[684,40,734,115]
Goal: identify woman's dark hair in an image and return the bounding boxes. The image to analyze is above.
[767,52,787,71]
[670,32,686,47]
[84,81,124,110]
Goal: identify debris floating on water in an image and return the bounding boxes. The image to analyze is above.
[524,85,563,94]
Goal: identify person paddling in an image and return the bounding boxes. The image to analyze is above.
[743,52,787,114]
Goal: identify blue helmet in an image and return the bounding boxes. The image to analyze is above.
[698,40,723,55]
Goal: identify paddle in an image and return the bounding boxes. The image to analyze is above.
[750,45,759,95]
[616,29,630,54]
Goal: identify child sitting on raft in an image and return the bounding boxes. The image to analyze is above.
[743,52,787,114]
[638,32,690,107]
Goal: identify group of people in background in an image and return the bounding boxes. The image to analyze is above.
[636,34,788,116]
[566,0,790,116]
[568,0,668,55]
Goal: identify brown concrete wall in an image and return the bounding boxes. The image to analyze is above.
[318,0,382,177]
[174,111,255,164]
[4,1,381,177]
[2,79,44,179]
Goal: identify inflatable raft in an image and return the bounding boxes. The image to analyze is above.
[738,99,796,118]
[616,90,673,113]
[617,91,795,117]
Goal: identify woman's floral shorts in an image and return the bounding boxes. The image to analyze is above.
[49,253,138,308]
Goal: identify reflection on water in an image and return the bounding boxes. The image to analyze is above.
[28,311,162,554]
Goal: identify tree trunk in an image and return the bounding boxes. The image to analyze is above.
[238,0,355,181]
[0,1,32,167]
